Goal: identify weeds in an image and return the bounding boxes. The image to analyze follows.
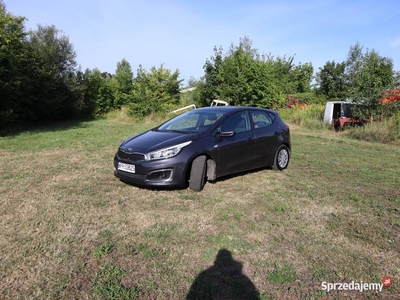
[346,113,400,143]
[278,104,326,130]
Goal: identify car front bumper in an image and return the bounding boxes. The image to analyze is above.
[113,155,188,188]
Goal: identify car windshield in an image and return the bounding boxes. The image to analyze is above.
[156,110,225,133]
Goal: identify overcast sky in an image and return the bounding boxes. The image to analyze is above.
[6,0,400,85]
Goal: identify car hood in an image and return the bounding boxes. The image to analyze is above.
[120,130,195,153]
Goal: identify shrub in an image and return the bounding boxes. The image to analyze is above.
[346,112,400,144]
[278,104,327,130]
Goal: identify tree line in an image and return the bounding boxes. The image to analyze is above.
[194,36,314,108]
[1,2,399,129]
[316,43,399,119]
[195,37,399,118]
[0,3,183,128]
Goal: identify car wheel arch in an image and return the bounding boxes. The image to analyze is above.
[282,143,291,155]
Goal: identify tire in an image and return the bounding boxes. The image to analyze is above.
[272,145,290,170]
[189,155,207,191]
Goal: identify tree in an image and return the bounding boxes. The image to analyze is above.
[218,43,280,107]
[199,37,316,108]
[265,54,296,95]
[218,43,257,105]
[96,73,114,116]
[0,4,27,125]
[29,25,76,77]
[345,43,364,94]
[292,62,314,93]
[1,5,84,126]
[315,42,397,118]
[130,64,182,116]
[199,46,224,106]
[80,68,102,116]
[26,24,79,120]
[316,61,347,101]
[111,58,133,108]
[345,43,395,119]
[1,3,121,126]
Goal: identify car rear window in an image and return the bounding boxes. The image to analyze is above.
[251,111,274,129]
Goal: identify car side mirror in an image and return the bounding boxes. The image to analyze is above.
[219,131,236,137]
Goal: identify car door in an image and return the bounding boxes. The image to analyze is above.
[215,111,256,176]
[251,110,279,166]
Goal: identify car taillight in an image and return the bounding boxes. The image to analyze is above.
[285,124,290,132]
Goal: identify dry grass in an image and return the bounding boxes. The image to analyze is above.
[0,119,399,299]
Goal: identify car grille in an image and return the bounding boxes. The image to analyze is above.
[126,173,147,180]
[118,150,146,162]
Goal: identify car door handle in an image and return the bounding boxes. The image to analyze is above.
[248,137,254,142]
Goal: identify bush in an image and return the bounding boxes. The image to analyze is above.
[278,104,327,130]
[346,113,400,144]
[296,92,327,105]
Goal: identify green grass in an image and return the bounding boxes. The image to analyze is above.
[0,117,399,299]
[267,262,297,284]
[93,262,141,299]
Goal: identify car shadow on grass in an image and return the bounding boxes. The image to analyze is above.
[117,166,274,192]
[208,166,273,185]
[186,248,260,300]
[117,179,189,192]
[208,167,272,183]
[0,118,93,137]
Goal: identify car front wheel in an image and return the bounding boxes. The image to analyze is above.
[272,145,290,170]
[189,155,207,191]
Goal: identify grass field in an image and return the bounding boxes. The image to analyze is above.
[1,117,399,299]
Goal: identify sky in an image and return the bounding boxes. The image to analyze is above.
[5,0,400,86]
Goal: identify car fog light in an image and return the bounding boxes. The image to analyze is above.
[147,169,173,182]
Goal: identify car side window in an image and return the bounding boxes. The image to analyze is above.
[220,112,251,133]
[203,113,223,126]
[251,111,273,129]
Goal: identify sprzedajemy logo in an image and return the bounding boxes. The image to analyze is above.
[321,277,392,293]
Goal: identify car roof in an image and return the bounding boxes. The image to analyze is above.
[194,106,276,113]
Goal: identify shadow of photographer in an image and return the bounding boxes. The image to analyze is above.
[186,248,260,300]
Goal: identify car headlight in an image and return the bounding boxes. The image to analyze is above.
[147,141,192,160]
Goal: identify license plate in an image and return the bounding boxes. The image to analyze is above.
[117,162,135,173]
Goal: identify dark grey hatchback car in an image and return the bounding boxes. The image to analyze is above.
[114,106,291,191]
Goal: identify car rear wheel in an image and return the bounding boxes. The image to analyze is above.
[272,145,290,170]
[189,155,207,191]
